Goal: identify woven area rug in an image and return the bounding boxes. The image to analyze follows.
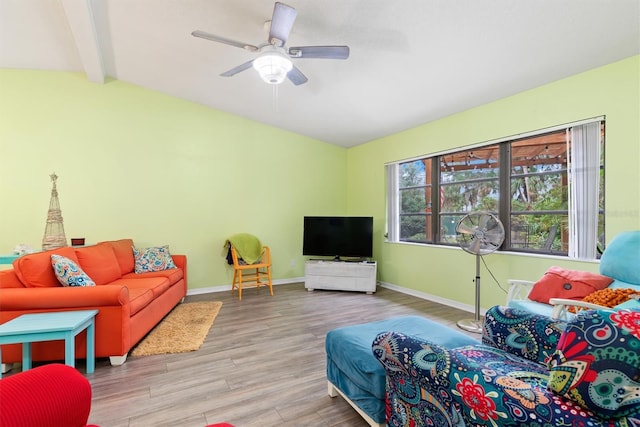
[131,301,222,357]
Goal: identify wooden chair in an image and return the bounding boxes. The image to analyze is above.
[230,245,273,300]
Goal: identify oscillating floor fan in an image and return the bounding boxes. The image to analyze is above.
[455,211,505,333]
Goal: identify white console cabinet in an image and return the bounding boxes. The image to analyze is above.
[304,260,377,294]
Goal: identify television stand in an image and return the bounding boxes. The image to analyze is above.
[304,260,377,294]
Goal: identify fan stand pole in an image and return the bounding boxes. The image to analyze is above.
[457,254,483,334]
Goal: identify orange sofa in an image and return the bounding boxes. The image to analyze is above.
[0,239,187,366]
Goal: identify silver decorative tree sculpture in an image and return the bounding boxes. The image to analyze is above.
[42,172,68,250]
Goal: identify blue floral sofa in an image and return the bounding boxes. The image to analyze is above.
[373,305,640,426]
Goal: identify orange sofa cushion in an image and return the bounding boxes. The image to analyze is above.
[75,244,122,285]
[528,266,614,304]
[13,247,79,288]
[122,268,183,284]
[112,277,172,299]
[128,287,155,316]
[100,239,135,275]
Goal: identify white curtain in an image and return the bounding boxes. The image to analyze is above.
[568,122,601,260]
[385,163,399,242]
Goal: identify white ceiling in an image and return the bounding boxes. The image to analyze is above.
[1,0,639,147]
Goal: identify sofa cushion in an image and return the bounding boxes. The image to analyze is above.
[547,308,640,419]
[528,266,613,304]
[13,247,79,288]
[133,245,177,273]
[373,331,553,426]
[110,277,172,299]
[51,255,96,287]
[482,305,566,365]
[446,345,552,416]
[507,298,554,317]
[127,287,155,316]
[122,268,183,284]
[74,244,122,285]
[100,239,135,275]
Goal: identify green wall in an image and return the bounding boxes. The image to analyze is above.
[0,70,348,289]
[1,56,638,306]
[347,55,640,310]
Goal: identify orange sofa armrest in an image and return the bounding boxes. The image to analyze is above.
[0,286,129,311]
[171,254,187,287]
[0,269,24,288]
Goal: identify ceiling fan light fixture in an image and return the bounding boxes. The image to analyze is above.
[253,51,292,85]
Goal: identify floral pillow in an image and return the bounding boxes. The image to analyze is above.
[547,309,640,419]
[133,245,177,273]
[51,254,96,287]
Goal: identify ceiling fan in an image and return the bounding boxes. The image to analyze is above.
[191,2,350,86]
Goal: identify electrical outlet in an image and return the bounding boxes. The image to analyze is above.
[290,259,296,267]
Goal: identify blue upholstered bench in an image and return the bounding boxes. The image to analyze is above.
[325,315,478,427]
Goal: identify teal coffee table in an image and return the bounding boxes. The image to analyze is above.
[0,310,98,378]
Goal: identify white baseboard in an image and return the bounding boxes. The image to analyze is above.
[186,277,304,296]
[378,281,487,316]
[187,278,486,317]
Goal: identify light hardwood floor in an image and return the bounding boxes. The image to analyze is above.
[68,284,480,426]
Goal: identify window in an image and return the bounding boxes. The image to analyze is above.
[510,131,568,252]
[440,145,500,244]
[398,159,432,242]
[386,120,605,259]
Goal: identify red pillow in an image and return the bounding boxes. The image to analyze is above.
[528,266,614,304]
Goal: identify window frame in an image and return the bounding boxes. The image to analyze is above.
[387,118,605,259]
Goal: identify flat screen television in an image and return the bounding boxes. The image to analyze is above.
[303,216,373,259]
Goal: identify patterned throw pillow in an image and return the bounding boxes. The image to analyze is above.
[547,309,640,419]
[133,245,177,273]
[51,254,96,287]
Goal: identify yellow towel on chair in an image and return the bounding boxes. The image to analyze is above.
[224,233,263,264]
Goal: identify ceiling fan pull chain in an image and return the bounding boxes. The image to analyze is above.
[272,84,279,112]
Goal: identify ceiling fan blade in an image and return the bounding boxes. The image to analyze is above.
[220,60,255,77]
[288,46,350,60]
[191,30,258,52]
[287,65,308,85]
[269,2,297,46]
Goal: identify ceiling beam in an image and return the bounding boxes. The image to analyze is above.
[60,0,105,83]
